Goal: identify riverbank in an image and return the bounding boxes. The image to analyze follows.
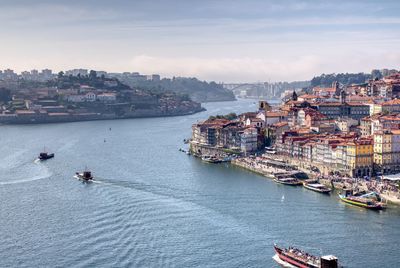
[231,155,400,205]
[0,106,206,125]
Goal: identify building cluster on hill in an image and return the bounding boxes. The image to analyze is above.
[191,72,400,178]
[0,68,162,83]
[0,71,203,124]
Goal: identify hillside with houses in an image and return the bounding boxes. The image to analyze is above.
[0,70,204,124]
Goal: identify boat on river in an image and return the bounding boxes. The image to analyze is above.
[274,177,302,186]
[38,147,54,161]
[339,190,385,210]
[273,244,339,268]
[303,182,331,194]
[74,169,94,182]
[201,155,222,163]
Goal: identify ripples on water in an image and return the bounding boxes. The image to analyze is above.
[1,99,400,268]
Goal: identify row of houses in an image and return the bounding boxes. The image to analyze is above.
[66,92,117,103]
[275,131,373,177]
[191,119,259,154]
[311,74,400,99]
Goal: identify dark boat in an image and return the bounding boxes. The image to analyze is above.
[273,244,338,268]
[38,147,54,161]
[75,169,94,182]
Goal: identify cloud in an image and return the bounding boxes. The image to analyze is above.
[129,55,323,82]
[129,52,400,82]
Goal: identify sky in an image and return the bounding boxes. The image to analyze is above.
[1,0,400,82]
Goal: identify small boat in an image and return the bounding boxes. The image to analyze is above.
[339,190,385,210]
[38,147,54,160]
[273,244,339,268]
[75,169,94,182]
[201,155,222,163]
[274,177,302,186]
[303,182,331,194]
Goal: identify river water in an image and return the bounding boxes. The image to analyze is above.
[0,99,399,268]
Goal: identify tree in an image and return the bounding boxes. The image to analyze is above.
[371,69,383,79]
[89,70,97,80]
[0,88,11,102]
[58,71,64,79]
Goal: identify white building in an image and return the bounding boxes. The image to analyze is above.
[85,92,97,102]
[67,95,85,102]
[97,93,116,102]
[241,128,258,153]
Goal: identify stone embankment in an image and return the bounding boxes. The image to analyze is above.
[231,155,400,205]
[0,106,205,125]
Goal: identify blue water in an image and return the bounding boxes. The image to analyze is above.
[1,99,399,268]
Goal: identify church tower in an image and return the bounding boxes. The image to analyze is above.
[292,90,298,101]
[340,88,347,104]
[259,100,272,112]
[333,81,341,96]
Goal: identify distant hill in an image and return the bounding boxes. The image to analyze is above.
[310,69,399,87]
[310,73,371,87]
[118,76,236,103]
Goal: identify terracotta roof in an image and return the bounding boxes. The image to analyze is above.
[391,129,400,135]
[272,121,288,127]
[249,118,263,122]
[299,94,318,99]
[381,99,400,106]
[315,102,341,106]
[240,112,258,118]
[267,112,286,117]
[346,102,368,107]
[313,87,336,92]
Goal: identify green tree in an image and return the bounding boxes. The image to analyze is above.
[89,70,97,80]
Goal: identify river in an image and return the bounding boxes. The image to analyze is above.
[0,99,399,267]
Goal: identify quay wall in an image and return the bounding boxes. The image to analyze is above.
[189,142,242,157]
[0,107,205,125]
[230,159,267,177]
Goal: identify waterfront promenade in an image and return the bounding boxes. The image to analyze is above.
[231,155,400,205]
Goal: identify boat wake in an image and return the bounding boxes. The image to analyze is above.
[0,158,52,185]
[272,254,296,268]
[0,169,52,185]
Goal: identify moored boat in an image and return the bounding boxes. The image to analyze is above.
[274,177,303,186]
[303,183,331,194]
[201,155,222,163]
[339,190,385,210]
[273,244,339,268]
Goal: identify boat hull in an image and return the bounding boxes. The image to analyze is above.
[303,184,331,194]
[39,153,54,160]
[274,179,302,186]
[339,195,384,210]
[273,245,319,268]
[74,173,93,182]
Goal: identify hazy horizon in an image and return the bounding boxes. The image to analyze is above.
[1,0,400,82]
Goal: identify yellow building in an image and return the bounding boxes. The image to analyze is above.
[346,138,373,177]
[371,103,382,115]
